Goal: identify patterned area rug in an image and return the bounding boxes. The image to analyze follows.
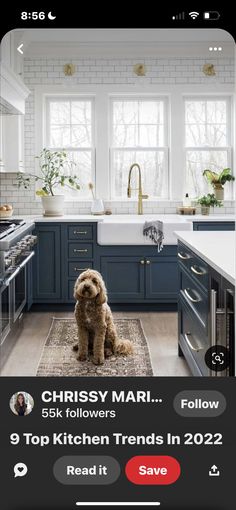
[36,318,153,376]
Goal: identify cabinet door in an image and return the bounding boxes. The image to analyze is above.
[33,225,61,301]
[145,257,178,300]
[100,256,145,302]
[193,222,235,231]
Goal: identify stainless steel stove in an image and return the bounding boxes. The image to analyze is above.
[0,218,37,360]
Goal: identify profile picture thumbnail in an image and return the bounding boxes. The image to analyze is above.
[9,392,34,416]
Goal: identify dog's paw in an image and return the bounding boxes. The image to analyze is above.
[72,344,79,351]
[93,355,105,365]
[77,352,88,362]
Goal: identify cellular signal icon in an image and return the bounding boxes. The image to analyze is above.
[189,11,200,19]
[172,12,185,20]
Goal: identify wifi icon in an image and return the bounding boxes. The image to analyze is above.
[189,11,199,19]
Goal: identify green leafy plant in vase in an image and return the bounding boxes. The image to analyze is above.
[17,148,80,216]
[203,168,235,201]
[197,193,223,216]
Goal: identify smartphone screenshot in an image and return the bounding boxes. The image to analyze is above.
[0,6,235,509]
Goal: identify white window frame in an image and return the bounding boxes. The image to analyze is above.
[34,85,234,202]
[109,95,169,199]
[184,95,233,198]
[44,94,96,199]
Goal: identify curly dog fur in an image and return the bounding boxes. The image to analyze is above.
[73,269,133,365]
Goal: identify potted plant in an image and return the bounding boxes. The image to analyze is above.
[203,168,235,201]
[17,148,80,216]
[197,193,223,216]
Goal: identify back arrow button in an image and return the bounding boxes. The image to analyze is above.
[17,44,24,55]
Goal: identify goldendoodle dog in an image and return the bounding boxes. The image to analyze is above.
[73,269,134,365]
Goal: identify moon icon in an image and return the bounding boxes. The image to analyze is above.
[48,12,56,20]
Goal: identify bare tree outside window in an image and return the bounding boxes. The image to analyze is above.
[111,99,168,198]
[47,98,94,198]
[185,99,232,198]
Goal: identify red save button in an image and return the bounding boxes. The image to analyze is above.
[125,456,181,485]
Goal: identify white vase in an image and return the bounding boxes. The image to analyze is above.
[91,198,105,215]
[41,195,65,216]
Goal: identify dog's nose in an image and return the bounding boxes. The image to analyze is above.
[84,284,90,290]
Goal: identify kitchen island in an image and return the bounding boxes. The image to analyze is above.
[175,231,235,377]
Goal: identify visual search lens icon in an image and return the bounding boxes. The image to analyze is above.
[189,11,199,19]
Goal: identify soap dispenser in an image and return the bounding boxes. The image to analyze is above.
[183,193,191,207]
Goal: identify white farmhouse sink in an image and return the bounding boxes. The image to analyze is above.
[97,215,192,245]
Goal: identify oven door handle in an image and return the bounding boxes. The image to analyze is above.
[19,250,35,269]
[4,267,21,286]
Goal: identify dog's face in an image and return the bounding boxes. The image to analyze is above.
[74,269,107,304]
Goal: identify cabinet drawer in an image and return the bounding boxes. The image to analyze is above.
[68,261,93,277]
[68,225,93,240]
[68,243,93,259]
[177,242,193,270]
[180,268,208,330]
[189,254,208,290]
[179,297,209,376]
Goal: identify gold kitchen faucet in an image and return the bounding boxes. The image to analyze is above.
[127,163,149,215]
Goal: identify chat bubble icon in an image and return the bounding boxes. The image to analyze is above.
[14,463,28,478]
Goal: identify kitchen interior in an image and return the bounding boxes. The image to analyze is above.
[0,28,235,377]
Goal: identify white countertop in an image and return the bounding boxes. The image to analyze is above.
[20,213,235,224]
[175,231,235,286]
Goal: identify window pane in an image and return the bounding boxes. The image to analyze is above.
[185,99,228,147]
[206,125,227,146]
[112,150,167,198]
[71,125,91,147]
[186,150,228,198]
[139,125,164,147]
[113,124,137,147]
[186,124,206,147]
[206,101,226,124]
[50,102,70,124]
[50,126,70,147]
[185,101,206,124]
[71,101,92,124]
[113,101,138,124]
[139,101,164,124]
[60,151,92,199]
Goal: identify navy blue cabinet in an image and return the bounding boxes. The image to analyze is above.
[100,248,178,304]
[100,256,145,301]
[145,256,178,300]
[193,221,235,231]
[33,224,61,302]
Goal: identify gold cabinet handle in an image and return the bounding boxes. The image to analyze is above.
[178,252,190,260]
[140,260,145,264]
[73,249,88,253]
[73,231,87,234]
[184,288,201,303]
[191,265,206,276]
[184,332,204,352]
[146,260,151,264]
[74,267,87,271]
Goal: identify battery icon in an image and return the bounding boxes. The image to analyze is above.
[204,11,220,20]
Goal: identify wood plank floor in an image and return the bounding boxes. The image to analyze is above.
[0,311,191,377]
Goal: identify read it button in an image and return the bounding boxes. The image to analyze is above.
[125,456,181,485]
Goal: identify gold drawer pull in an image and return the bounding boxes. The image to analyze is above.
[184,288,201,303]
[73,249,88,253]
[191,265,206,276]
[74,267,87,272]
[178,252,190,260]
[73,231,87,234]
[184,333,204,352]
